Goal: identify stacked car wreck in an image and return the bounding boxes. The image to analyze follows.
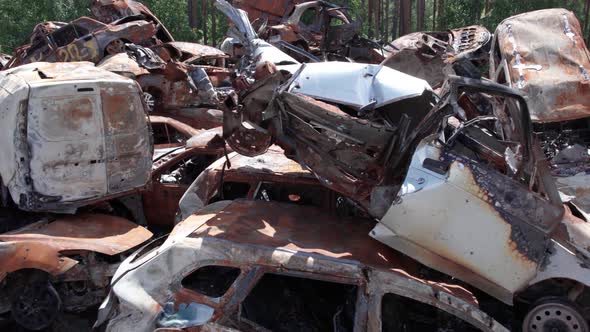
[3,1,590,332]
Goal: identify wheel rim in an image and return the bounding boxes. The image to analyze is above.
[143,92,156,112]
[11,282,61,330]
[523,301,588,332]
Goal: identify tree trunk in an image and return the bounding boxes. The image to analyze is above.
[386,0,390,41]
[437,0,445,30]
[375,0,381,40]
[400,0,411,36]
[201,0,208,45]
[211,0,216,46]
[484,0,491,17]
[391,0,400,39]
[584,0,590,43]
[432,0,437,30]
[381,0,386,40]
[368,0,374,38]
[472,0,482,23]
[417,0,425,31]
[188,0,199,28]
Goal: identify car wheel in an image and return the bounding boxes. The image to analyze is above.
[11,281,61,330]
[523,297,588,332]
[143,91,156,112]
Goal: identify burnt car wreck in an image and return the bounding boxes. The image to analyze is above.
[2,0,590,331]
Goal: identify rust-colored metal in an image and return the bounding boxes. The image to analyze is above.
[150,115,202,139]
[5,17,157,68]
[142,133,226,228]
[161,200,501,331]
[0,214,153,281]
[236,0,381,63]
[167,42,227,60]
[90,0,174,42]
[233,0,303,25]
[492,8,590,123]
[382,25,491,88]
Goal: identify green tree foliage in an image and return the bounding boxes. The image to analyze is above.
[0,0,88,53]
[1,0,590,54]
[141,0,198,42]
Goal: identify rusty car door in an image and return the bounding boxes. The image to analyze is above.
[27,82,108,202]
[374,78,564,304]
[100,85,152,196]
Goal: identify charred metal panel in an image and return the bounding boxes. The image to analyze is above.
[0,72,30,206]
[90,0,175,42]
[0,214,152,281]
[5,17,157,69]
[28,83,107,201]
[100,86,152,194]
[0,62,152,212]
[233,0,299,25]
[99,200,508,331]
[383,26,491,88]
[378,144,543,303]
[493,8,590,123]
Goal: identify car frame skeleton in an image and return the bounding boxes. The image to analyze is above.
[382,25,492,89]
[212,1,590,330]
[233,0,387,63]
[96,199,509,332]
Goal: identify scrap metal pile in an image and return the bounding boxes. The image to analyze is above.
[1,1,590,332]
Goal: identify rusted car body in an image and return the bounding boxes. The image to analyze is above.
[90,0,174,42]
[383,25,492,88]
[234,0,385,63]
[4,16,157,69]
[97,43,229,129]
[233,0,302,26]
[4,1,230,131]
[150,115,201,151]
[0,213,152,330]
[215,2,590,330]
[95,199,508,332]
[177,146,368,222]
[142,131,225,230]
[0,62,152,213]
[490,8,590,219]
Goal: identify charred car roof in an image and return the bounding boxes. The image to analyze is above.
[178,199,412,271]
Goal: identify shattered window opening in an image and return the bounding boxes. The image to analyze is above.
[381,293,480,332]
[151,122,172,145]
[210,181,251,202]
[152,123,190,146]
[181,265,241,298]
[300,7,320,28]
[159,154,219,186]
[241,273,357,332]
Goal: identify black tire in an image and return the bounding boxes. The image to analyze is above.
[522,297,588,332]
[11,281,61,330]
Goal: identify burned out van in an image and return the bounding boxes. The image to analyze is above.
[0,62,152,213]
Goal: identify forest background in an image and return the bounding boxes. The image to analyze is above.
[1,0,589,53]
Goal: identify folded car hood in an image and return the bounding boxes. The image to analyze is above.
[279,62,432,109]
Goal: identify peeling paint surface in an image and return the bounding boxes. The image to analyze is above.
[0,62,152,212]
[99,200,508,331]
[0,213,153,281]
[493,8,590,122]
